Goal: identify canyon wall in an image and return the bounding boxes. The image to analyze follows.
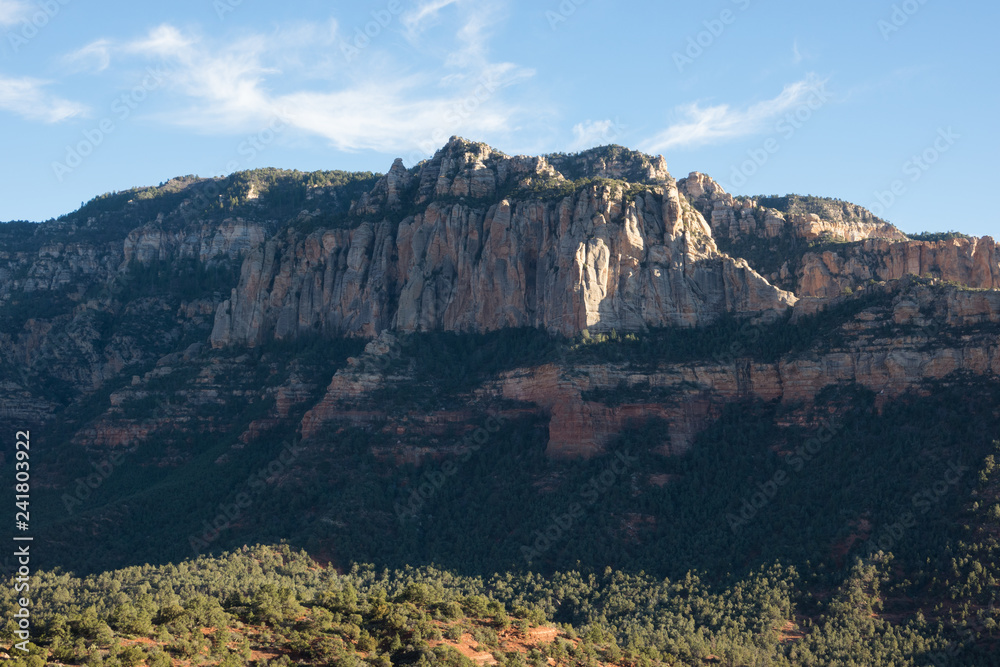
[209,140,797,345]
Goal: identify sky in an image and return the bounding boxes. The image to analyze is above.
[0,0,996,237]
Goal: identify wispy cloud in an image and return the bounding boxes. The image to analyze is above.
[0,75,87,122]
[31,5,533,156]
[641,75,830,153]
[62,39,113,73]
[123,24,195,59]
[0,0,30,28]
[402,0,462,39]
[402,0,504,72]
[68,14,536,155]
[446,1,503,69]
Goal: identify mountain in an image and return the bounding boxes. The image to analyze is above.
[1,139,999,665]
[2,138,997,456]
[208,139,796,346]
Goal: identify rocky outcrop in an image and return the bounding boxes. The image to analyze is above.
[0,380,57,422]
[72,421,157,448]
[0,198,255,425]
[493,284,1000,457]
[677,172,999,300]
[295,282,1000,458]
[678,172,907,245]
[211,140,796,345]
[300,332,402,439]
[2,138,997,462]
[798,236,1000,298]
[122,218,266,266]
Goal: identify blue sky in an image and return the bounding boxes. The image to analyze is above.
[0,0,996,237]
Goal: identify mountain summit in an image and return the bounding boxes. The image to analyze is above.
[2,142,1000,632]
[210,138,798,346]
[1,138,997,437]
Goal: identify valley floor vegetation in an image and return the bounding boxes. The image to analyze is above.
[2,542,999,667]
[7,377,1000,666]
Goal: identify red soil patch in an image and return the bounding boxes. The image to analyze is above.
[524,627,560,643]
[121,636,161,647]
[776,620,806,643]
[430,632,498,665]
[430,624,568,665]
[249,647,285,662]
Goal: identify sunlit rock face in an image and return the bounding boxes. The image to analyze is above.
[210,138,796,347]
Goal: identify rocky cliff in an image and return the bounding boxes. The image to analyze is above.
[7,140,1000,613]
[296,279,1000,458]
[209,139,796,345]
[678,171,999,299]
[0,138,998,462]
[796,236,1000,298]
[679,172,908,245]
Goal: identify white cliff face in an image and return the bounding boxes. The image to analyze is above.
[123,218,267,266]
[678,171,909,245]
[2,138,998,460]
[675,171,1000,298]
[796,236,1000,298]
[210,140,797,347]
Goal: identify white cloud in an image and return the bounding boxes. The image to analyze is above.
[63,39,113,73]
[124,24,195,59]
[446,1,503,69]
[570,119,626,151]
[72,17,537,156]
[0,0,30,28]
[641,75,830,153]
[402,0,462,39]
[0,75,87,122]
[399,0,505,75]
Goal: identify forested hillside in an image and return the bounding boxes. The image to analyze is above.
[2,141,999,665]
[3,542,999,667]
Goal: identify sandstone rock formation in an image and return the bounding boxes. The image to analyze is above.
[678,172,908,245]
[210,139,796,345]
[1,137,998,462]
[123,218,266,265]
[296,281,1000,458]
[797,236,1000,298]
[677,171,999,300]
